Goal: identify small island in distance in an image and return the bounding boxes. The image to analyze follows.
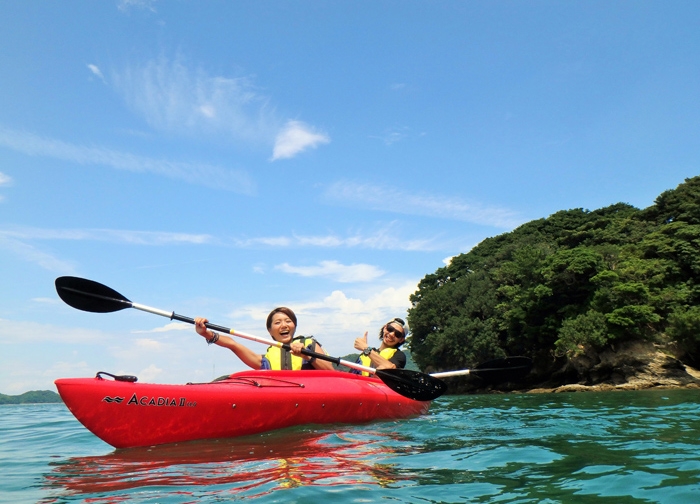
[0,390,63,405]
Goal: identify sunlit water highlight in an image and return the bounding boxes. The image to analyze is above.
[1,389,699,503]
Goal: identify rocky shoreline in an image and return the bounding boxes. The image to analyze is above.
[524,340,700,394]
[447,340,700,395]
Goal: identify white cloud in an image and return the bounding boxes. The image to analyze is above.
[2,227,213,245]
[0,127,255,194]
[88,56,329,160]
[117,0,156,13]
[45,360,94,378]
[112,56,277,146]
[0,318,107,344]
[0,223,452,275]
[323,181,523,229]
[132,322,191,334]
[236,236,293,247]
[32,297,61,305]
[275,260,385,283]
[134,338,164,350]
[233,226,442,252]
[0,233,76,273]
[271,120,330,160]
[370,126,409,146]
[8,224,433,251]
[87,64,105,82]
[106,329,192,364]
[0,358,94,395]
[225,280,419,357]
[0,226,213,272]
[137,363,164,382]
[0,171,10,203]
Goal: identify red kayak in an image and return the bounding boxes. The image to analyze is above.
[55,370,431,449]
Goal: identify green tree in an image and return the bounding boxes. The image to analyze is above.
[408,176,700,375]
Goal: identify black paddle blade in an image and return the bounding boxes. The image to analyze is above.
[55,276,133,313]
[471,356,533,384]
[376,368,447,401]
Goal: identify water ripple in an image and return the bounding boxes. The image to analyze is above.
[1,389,699,503]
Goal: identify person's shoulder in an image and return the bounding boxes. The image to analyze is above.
[300,335,322,345]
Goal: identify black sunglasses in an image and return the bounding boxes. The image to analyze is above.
[385,325,405,337]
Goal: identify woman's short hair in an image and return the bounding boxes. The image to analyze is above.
[266,307,297,329]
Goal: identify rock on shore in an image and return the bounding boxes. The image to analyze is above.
[526,340,700,393]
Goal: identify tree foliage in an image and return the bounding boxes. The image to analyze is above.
[408,176,700,372]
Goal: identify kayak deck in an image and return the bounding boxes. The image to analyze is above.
[55,370,431,449]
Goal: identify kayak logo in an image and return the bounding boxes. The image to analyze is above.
[102,396,125,404]
[124,393,197,407]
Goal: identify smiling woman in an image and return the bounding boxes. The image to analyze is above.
[194,307,334,371]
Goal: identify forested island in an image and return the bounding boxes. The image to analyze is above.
[408,176,700,393]
[0,390,62,405]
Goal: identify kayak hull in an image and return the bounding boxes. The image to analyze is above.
[55,370,430,449]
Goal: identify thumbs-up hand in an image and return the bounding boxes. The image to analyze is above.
[354,331,369,352]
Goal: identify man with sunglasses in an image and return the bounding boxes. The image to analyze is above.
[351,317,407,376]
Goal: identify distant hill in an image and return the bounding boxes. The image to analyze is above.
[0,390,63,405]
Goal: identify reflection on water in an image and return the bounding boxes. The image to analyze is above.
[14,390,700,503]
[43,427,412,501]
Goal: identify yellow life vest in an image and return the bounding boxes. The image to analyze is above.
[264,336,318,370]
[358,347,398,376]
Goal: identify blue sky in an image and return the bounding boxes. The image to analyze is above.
[1,1,699,394]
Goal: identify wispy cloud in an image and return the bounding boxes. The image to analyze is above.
[0,172,11,186]
[1,227,213,245]
[132,322,190,334]
[117,0,157,13]
[113,56,277,146]
[275,260,385,283]
[87,64,106,82]
[110,56,328,160]
[2,224,435,251]
[0,318,108,344]
[271,120,330,160]
[370,126,409,146]
[0,223,445,274]
[233,226,442,251]
[322,181,523,229]
[0,127,255,194]
[0,227,213,272]
[0,233,76,273]
[0,171,10,203]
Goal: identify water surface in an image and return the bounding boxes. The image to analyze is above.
[2,389,699,503]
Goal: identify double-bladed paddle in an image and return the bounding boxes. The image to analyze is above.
[430,356,533,384]
[55,276,447,402]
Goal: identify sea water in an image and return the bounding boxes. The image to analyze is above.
[1,389,699,503]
